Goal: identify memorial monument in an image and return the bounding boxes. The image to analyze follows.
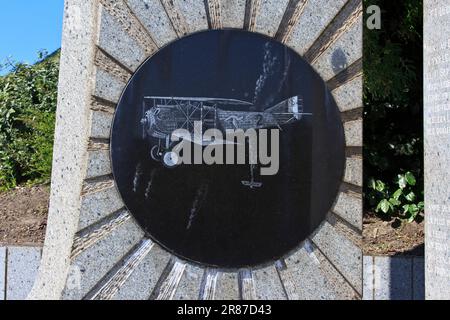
[29,0,363,300]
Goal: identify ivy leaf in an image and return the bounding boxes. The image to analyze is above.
[409,205,419,214]
[369,178,377,190]
[405,204,419,223]
[398,175,407,189]
[405,172,416,186]
[403,204,411,214]
[417,201,425,210]
[393,189,403,200]
[407,213,417,223]
[403,204,419,215]
[389,198,401,206]
[405,192,416,202]
[378,199,392,214]
[375,180,386,192]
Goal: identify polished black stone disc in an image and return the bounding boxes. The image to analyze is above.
[111,30,345,269]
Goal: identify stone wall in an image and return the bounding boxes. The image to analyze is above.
[1,247,42,300]
[0,249,424,300]
[363,256,424,300]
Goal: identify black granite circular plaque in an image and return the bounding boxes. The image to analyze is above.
[111,30,345,269]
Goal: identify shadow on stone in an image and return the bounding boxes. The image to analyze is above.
[331,48,348,75]
[388,255,424,300]
[387,257,413,300]
[394,243,424,257]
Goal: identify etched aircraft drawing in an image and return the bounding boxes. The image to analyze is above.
[140,96,312,188]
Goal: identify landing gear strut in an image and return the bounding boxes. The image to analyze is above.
[150,145,162,162]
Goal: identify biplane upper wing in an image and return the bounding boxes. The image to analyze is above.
[144,96,253,106]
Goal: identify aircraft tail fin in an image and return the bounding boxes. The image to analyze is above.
[266,96,308,124]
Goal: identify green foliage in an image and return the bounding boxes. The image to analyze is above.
[369,172,424,222]
[0,50,59,190]
[364,0,423,222]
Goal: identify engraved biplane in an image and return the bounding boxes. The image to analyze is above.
[140,96,311,188]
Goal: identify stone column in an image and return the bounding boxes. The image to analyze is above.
[28,0,99,299]
[424,0,450,300]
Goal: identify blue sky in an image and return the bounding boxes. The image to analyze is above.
[0,0,64,73]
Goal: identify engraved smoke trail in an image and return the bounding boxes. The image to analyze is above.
[186,183,209,230]
[265,50,291,108]
[253,42,279,105]
[273,51,291,100]
[145,169,158,199]
[133,163,143,193]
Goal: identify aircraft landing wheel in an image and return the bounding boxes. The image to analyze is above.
[163,152,179,169]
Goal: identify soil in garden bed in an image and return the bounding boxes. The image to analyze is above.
[0,184,49,245]
[362,212,424,256]
[0,185,425,256]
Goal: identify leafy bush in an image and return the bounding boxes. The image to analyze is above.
[369,172,424,222]
[364,0,423,221]
[0,50,59,190]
